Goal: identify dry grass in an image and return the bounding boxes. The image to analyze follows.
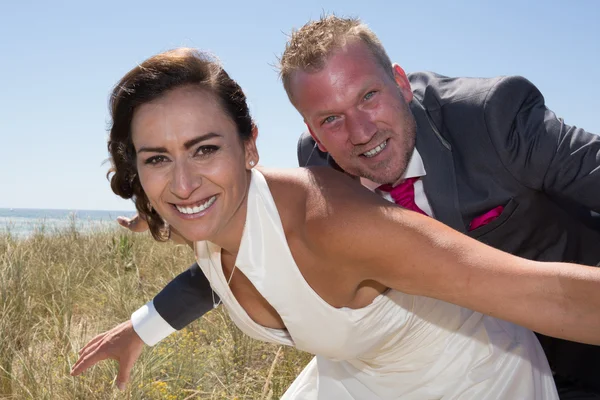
[0,224,312,399]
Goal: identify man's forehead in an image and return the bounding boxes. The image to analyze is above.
[291,74,389,122]
[297,43,389,85]
[321,41,382,71]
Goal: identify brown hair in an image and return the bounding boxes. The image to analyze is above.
[279,15,393,102]
[107,48,255,241]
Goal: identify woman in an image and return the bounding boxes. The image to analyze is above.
[75,47,600,399]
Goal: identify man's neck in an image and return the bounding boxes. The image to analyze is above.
[359,177,382,192]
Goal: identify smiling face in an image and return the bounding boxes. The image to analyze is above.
[289,40,417,185]
[131,85,257,246]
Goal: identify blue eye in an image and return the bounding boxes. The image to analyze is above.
[322,116,337,125]
[364,91,376,100]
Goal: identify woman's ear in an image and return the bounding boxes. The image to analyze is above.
[245,125,260,169]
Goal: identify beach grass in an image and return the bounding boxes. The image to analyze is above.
[0,225,312,399]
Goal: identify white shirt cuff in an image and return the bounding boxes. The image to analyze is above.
[131,300,176,346]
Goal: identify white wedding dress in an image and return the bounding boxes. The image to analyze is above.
[194,169,558,399]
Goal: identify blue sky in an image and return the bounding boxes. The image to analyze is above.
[1,1,598,211]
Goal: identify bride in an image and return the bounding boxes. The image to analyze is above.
[74,47,600,399]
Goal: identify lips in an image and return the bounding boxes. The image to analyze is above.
[362,139,388,158]
[174,195,217,215]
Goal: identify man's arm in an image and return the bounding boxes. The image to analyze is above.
[147,262,216,331]
[483,75,600,212]
[132,263,218,345]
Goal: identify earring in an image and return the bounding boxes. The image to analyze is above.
[249,160,255,167]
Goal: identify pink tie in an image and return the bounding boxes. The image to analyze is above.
[378,177,427,216]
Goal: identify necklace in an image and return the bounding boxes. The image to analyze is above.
[206,241,237,308]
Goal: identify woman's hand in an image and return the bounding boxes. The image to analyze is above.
[117,214,189,245]
[70,320,144,391]
[117,214,149,233]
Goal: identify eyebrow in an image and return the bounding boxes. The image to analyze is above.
[137,132,222,154]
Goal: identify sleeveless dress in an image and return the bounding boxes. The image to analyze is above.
[194,169,558,400]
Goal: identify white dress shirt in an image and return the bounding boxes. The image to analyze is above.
[360,149,433,217]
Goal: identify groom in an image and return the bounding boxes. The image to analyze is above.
[73,15,600,398]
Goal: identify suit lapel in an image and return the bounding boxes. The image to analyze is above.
[411,99,466,233]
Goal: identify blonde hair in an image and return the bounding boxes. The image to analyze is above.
[279,15,393,102]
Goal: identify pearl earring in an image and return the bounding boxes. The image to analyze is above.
[249,160,255,167]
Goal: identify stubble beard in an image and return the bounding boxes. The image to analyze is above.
[357,124,416,185]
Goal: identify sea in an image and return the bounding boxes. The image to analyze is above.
[0,208,137,239]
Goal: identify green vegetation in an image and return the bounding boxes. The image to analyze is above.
[0,226,311,399]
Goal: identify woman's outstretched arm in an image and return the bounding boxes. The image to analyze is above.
[303,167,600,345]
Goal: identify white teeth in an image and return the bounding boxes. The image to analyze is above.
[363,140,387,158]
[176,195,217,215]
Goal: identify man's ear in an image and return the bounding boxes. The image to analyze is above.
[305,122,328,152]
[244,125,260,168]
[392,64,413,103]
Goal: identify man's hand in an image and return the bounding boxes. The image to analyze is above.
[117,214,149,233]
[70,320,144,391]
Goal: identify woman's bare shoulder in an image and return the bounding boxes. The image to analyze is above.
[257,167,310,234]
[260,166,390,247]
[259,166,309,207]
[260,166,383,218]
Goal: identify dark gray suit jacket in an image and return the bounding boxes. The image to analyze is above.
[154,72,600,394]
[298,72,600,392]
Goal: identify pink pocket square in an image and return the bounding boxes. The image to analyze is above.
[468,206,504,231]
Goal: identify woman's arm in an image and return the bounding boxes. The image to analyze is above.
[303,167,600,345]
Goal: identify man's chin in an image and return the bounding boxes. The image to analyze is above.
[360,167,405,186]
[336,158,403,185]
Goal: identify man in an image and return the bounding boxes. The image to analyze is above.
[72,15,600,398]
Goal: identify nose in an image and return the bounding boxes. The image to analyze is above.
[346,110,377,145]
[170,160,201,199]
